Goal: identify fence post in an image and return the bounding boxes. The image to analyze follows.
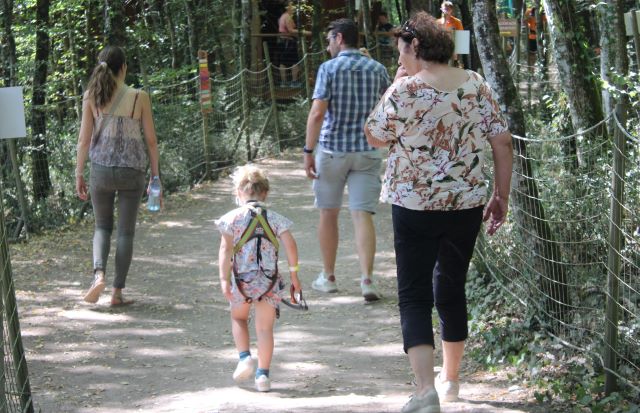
[198,50,212,179]
[604,103,626,395]
[0,229,5,413]
[239,53,251,161]
[300,39,312,107]
[262,41,282,153]
[0,180,34,413]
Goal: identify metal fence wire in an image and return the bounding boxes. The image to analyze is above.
[477,114,640,396]
[0,177,34,412]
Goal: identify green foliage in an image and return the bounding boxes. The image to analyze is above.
[468,266,640,411]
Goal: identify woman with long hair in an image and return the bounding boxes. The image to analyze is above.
[75,45,161,306]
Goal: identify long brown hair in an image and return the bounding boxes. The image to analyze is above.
[86,46,126,108]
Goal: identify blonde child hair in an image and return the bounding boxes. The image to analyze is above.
[232,164,270,198]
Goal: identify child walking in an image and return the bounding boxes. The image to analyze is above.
[215,164,301,392]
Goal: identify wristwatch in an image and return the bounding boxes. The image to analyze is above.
[303,146,314,154]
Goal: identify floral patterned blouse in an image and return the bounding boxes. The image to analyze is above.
[215,203,293,274]
[365,70,509,211]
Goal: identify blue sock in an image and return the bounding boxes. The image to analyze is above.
[255,368,269,378]
[239,350,251,361]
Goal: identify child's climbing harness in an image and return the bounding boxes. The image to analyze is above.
[232,202,308,312]
[232,203,279,303]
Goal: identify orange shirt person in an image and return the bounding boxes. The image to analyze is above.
[438,1,463,66]
[438,1,463,31]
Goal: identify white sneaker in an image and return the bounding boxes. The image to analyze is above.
[401,388,440,413]
[232,357,254,382]
[311,272,338,293]
[360,277,381,302]
[255,374,271,392]
[435,373,460,402]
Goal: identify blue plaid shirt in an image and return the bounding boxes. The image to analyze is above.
[313,50,390,152]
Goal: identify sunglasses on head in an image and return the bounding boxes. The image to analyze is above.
[401,20,417,39]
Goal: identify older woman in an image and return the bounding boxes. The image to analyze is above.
[364,12,513,413]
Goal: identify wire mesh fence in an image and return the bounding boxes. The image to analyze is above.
[476,115,640,396]
[0,178,34,412]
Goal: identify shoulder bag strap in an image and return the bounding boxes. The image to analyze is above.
[91,86,128,146]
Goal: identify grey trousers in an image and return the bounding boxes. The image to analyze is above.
[90,163,145,289]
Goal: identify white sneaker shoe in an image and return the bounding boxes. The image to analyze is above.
[360,277,381,301]
[401,388,440,413]
[311,272,338,293]
[232,357,254,382]
[255,374,271,392]
[435,373,459,402]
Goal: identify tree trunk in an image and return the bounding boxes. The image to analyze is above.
[240,0,252,70]
[472,0,571,328]
[597,2,615,132]
[104,0,126,45]
[542,0,607,166]
[1,0,17,86]
[458,0,480,72]
[597,1,627,132]
[162,0,179,69]
[182,0,197,67]
[84,0,102,79]
[361,0,372,48]
[31,0,52,200]
[395,0,405,22]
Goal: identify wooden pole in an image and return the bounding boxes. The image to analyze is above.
[263,41,282,152]
[239,53,251,161]
[300,39,312,107]
[198,50,212,179]
[604,103,626,395]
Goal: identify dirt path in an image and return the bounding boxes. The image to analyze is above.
[10,153,551,412]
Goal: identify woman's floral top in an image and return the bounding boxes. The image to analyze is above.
[365,70,508,211]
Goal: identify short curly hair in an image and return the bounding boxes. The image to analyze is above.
[394,11,454,64]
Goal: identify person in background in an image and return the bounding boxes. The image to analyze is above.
[215,164,301,392]
[364,12,513,413]
[76,45,161,307]
[278,1,302,87]
[304,18,390,302]
[437,1,463,67]
[376,11,395,65]
[437,1,463,31]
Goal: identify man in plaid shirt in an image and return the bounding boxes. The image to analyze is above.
[303,18,391,302]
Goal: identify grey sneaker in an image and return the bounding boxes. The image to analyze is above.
[360,277,381,302]
[435,373,460,402]
[255,374,271,392]
[311,272,338,293]
[401,388,440,413]
[232,357,254,382]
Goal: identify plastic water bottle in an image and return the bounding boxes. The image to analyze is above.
[147,176,161,212]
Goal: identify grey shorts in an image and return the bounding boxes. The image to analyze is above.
[312,148,382,212]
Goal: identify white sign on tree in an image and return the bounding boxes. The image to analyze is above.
[454,30,470,54]
[0,87,27,139]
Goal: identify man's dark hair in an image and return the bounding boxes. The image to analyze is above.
[379,11,388,17]
[327,18,359,48]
